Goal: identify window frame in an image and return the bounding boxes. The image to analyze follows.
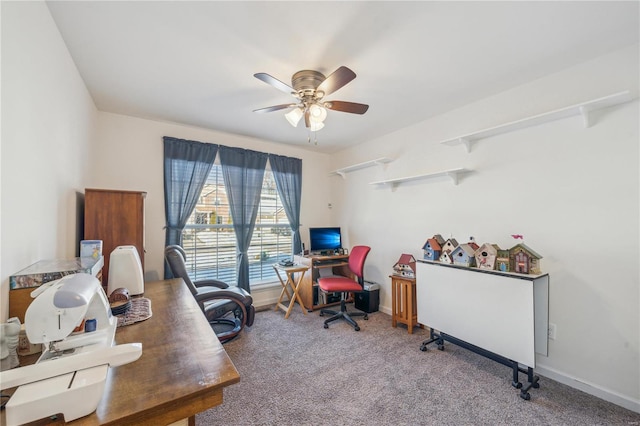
[181,163,293,287]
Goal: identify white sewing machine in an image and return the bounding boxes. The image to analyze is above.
[0,273,142,425]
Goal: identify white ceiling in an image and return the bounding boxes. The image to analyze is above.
[46,1,639,154]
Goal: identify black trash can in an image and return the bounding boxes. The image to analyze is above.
[354,283,380,313]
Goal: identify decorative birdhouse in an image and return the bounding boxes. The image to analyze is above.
[432,234,446,246]
[475,243,500,270]
[422,238,442,261]
[441,238,459,254]
[393,253,416,278]
[439,251,453,264]
[496,249,511,272]
[509,243,543,274]
[451,243,477,267]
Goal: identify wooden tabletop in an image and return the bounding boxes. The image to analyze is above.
[2,278,240,425]
[273,263,309,273]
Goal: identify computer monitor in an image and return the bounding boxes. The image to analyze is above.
[309,227,342,253]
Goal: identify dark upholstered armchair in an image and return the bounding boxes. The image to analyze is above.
[318,245,371,331]
[164,245,255,343]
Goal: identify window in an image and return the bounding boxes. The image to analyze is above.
[181,164,292,286]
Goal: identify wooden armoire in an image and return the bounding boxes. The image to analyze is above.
[84,188,146,288]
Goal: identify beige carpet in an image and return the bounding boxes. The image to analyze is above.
[197,307,639,425]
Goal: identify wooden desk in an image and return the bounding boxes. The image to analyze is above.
[273,264,308,319]
[1,278,240,425]
[293,254,352,311]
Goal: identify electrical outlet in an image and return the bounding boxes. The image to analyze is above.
[548,323,557,340]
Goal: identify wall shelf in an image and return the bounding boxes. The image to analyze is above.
[440,90,633,153]
[369,168,469,191]
[329,157,393,179]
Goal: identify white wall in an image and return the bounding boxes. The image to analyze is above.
[329,45,639,411]
[0,2,98,320]
[92,112,332,286]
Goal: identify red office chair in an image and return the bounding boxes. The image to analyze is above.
[318,245,371,331]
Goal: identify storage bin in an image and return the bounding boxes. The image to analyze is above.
[355,283,379,313]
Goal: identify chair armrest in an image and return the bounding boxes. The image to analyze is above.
[194,286,255,329]
[194,286,252,305]
[195,289,249,326]
[194,279,229,289]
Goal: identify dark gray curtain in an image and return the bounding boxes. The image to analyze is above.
[268,154,303,255]
[163,137,218,278]
[219,146,268,292]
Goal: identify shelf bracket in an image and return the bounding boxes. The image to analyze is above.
[459,137,472,153]
[446,170,460,186]
[579,105,591,128]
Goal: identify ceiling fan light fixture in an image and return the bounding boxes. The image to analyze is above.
[285,107,303,127]
[309,104,327,123]
[254,66,368,139]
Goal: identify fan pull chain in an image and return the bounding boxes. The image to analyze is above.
[307,128,318,145]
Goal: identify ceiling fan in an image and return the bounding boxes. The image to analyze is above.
[253,66,369,131]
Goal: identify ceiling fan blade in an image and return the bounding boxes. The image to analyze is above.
[254,73,295,95]
[316,66,356,97]
[304,108,311,128]
[253,104,296,113]
[325,100,369,115]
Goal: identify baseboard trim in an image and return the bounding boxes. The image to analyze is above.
[378,305,391,316]
[252,284,284,309]
[535,364,640,414]
[253,286,394,314]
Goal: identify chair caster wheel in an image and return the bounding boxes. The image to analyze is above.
[324,324,329,329]
[420,345,428,352]
[319,312,324,316]
[437,345,444,351]
[363,314,368,320]
[354,326,360,331]
[520,392,531,400]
